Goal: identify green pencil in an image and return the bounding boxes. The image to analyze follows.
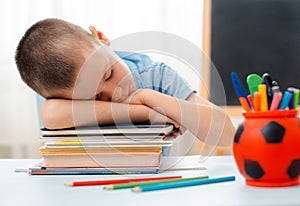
[104,175,209,190]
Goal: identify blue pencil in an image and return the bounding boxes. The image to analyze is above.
[132,176,235,192]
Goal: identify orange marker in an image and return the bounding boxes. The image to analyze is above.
[258,84,268,111]
[253,92,261,112]
[239,97,251,112]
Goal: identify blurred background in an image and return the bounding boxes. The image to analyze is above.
[0,0,205,158]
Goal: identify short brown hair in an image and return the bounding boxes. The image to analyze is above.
[15,18,97,98]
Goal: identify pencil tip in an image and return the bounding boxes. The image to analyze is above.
[64,182,73,187]
[132,187,142,193]
[103,185,113,190]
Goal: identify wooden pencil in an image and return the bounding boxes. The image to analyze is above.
[64,175,182,187]
[104,176,209,190]
[132,176,235,192]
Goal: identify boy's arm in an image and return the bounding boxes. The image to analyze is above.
[126,89,235,147]
[40,99,176,129]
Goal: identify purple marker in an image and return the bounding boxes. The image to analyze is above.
[288,88,295,109]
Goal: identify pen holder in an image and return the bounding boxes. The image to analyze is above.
[233,109,300,187]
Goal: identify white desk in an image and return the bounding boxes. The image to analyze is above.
[1,156,299,206]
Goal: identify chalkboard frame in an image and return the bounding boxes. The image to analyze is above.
[203,0,300,112]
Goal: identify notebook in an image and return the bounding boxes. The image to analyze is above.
[41,123,174,137]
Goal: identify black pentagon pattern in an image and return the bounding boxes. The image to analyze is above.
[244,159,265,180]
[260,121,286,143]
[287,158,300,179]
[234,124,244,143]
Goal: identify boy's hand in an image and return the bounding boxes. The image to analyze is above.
[148,109,180,139]
[123,89,181,130]
[148,108,179,128]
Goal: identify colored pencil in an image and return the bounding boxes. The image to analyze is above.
[65,175,182,187]
[132,176,235,193]
[104,175,209,190]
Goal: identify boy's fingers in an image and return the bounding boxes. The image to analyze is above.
[171,130,179,139]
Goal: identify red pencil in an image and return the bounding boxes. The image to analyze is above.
[65,175,182,187]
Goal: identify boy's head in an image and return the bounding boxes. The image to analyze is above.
[15,18,136,102]
[15,18,98,98]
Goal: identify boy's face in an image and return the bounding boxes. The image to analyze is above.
[92,60,136,102]
[55,46,136,102]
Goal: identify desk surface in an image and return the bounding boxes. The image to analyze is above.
[1,156,299,206]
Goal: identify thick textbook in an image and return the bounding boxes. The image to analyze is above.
[41,123,174,137]
[41,151,162,168]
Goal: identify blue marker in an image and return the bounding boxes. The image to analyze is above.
[279,91,293,110]
[231,72,252,110]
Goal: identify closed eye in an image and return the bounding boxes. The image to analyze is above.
[95,92,102,100]
[104,69,113,81]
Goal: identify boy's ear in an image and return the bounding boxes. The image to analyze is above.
[89,26,110,46]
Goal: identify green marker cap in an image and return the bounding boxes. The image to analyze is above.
[246,74,263,98]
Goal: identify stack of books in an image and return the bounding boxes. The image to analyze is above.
[30,123,175,175]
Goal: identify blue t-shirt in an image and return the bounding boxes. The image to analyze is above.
[115,51,195,100]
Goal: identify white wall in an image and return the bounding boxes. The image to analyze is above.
[0,0,204,158]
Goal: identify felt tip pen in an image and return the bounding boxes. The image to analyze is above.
[270,92,282,111]
[246,73,262,99]
[239,97,251,112]
[253,92,261,112]
[262,73,273,109]
[231,72,252,110]
[279,91,293,110]
[287,88,295,109]
[258,84,268,112]
[293,88,300,109]
[288,87,299,109]
[247,95,254,109]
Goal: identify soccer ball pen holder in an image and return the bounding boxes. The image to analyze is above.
[233,109,300,187]
[231,72,300,187]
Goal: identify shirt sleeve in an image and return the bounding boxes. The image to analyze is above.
[139,61,196,100]
[115,51,195,100]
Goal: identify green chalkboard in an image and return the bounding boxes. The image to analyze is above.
[210,0,300,105]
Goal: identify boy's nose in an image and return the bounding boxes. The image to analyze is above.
[111,87,124,102]
[101,86,123,102]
